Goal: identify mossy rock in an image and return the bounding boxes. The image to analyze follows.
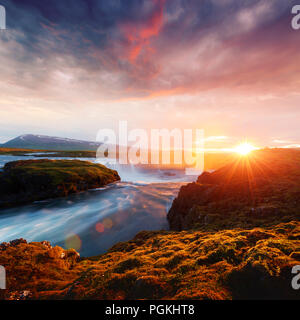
[0,159,120,208]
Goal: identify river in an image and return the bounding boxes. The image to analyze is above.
[0,154,194,256]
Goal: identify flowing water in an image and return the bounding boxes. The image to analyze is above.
[0,155,194,256]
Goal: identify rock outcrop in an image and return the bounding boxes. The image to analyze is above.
[168,149,300,231]
[0,159,120,208]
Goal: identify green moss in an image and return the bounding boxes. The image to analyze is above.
[0,159,120,208]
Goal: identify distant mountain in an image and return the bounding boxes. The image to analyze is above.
[0,134,102,151]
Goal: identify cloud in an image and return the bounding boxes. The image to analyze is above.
[273,139,294,144]
[121,0,165,62]
[0,0,298,100]
[0,0,300,144]
[282,144,300,149]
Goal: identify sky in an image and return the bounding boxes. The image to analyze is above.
[0,0,300,150]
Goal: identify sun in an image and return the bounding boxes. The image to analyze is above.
[235,143,255,156]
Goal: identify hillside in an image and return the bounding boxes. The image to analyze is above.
[168,149,300,231]
[1,135,102,151]
[0,160,120,208]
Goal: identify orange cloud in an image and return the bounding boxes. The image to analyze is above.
[122,0,166,63]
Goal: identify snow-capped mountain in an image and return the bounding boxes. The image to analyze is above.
[1,134,103,151]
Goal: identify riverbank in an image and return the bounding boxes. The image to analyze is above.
[0,148,97,158]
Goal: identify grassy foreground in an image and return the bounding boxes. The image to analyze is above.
[0,220,299,300]
[0,159,120,208]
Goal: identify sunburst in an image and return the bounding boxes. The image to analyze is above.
[235,143,255,156]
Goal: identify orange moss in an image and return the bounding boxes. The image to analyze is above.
[1,221,300,300]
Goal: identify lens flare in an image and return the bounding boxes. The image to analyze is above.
[65,233,82,251]
[103,218,113,229]
[96,219,114,233]
[95,223,105,233]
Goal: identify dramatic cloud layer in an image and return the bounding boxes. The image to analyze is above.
[0,0,299,147]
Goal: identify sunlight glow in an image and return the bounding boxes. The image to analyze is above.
[235,143,255,156]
